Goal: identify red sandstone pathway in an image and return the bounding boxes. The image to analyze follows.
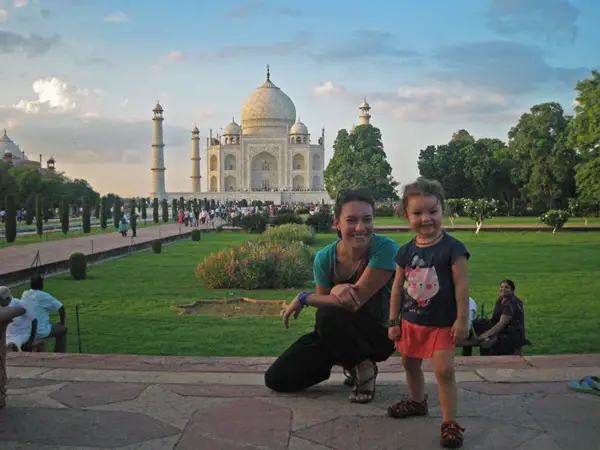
[3,353,600,449]
[0,222,218,277]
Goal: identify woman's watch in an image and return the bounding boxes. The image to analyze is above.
[388,318,401,327]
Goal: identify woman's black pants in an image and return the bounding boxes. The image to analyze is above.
[264,306,395,392]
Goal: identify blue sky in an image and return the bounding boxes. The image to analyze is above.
[0,0,597,196]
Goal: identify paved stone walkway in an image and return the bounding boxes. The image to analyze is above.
[0,222,218,276]
[2,353,599,449]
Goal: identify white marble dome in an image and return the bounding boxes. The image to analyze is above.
[290,118,308,135]
[223,118,241,135]
[0,129,25,160]
[241,72,296,134]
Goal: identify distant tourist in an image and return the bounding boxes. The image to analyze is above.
[119,215,128,237]
[0,286,37,352]
[387,178,469,449]
[20,274,68,353]
[265,188,398,404]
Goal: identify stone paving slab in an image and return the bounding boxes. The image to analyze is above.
[0,222,214,276]
[2,353,600,449]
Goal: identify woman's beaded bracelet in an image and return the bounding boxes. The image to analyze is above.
[298,292,312,308]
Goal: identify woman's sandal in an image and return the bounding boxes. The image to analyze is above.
[349,361,378,404]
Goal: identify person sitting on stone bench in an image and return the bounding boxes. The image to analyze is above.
[20,274,68,353]
[476,279,528,356]
[0,286,38,352]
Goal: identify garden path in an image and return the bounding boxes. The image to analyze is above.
[3,353,599,449]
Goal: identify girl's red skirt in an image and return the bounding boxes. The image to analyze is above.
[395,319,455,359]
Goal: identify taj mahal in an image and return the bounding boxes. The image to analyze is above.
[149,67,373,204]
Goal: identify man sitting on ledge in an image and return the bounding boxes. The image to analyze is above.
[21,274,68,353]
[0,287,37,352]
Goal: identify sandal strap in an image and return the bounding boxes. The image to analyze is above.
[390,395,427,414]
[441,421,465,442]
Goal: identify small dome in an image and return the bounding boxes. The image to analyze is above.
[359,98,370,109]
[153,102,163,113]
[290,118,308,135]
[192,125,199,133]
[0,129,25,159]
[223,118,241,135]
[47,156,55,163]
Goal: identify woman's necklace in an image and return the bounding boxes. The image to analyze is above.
[415,232,443,247]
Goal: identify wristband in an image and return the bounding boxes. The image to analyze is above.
[388,318,401,327]
[298,292,311,308]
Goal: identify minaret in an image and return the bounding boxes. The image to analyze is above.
[191,124,201,193]
[151,101,166,198]
[359,98,371,125]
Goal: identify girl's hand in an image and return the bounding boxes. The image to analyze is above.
[451,318,469,343]
[388,325,401,341]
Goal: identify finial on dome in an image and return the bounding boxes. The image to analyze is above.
[266,64,270,81]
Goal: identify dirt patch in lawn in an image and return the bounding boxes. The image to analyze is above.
[172,297,287,318]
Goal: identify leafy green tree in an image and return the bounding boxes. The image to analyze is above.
[568,198,597,226]
[141,198,147,222]
[508,102,576,210]
[162,199,169,222]
[94,204,100,219]
[445,198,463,225]
[462,198,498,234]
[130,199,137,236]
[171,199,177,219]
[324,125,398,201]
[0,162,19,201]
[575,156,600,202]
[153,198,159,223]
[8,165,42,204]
[4,194,17,243]
[82,197,91,233]
[100,196,108,229]
[540,210,570,233]
[113,196,121,228]
[35,194,43,236]
[569,70,600,161]
[25,194,35,225]
[60,196,69,234]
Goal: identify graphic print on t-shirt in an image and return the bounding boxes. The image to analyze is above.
[404,254,440,309]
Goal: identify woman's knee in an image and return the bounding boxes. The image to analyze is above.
[264,363,289,392]
[315,306,350,334]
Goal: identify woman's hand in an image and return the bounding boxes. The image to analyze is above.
[388,325,401,341]
[282,296,303,329]
[330,284,360,312]
[451,317,470,343]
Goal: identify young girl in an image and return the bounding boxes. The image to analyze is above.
[387,178,470,449]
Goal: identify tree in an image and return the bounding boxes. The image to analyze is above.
[100,196,108,230]
[462,198,498,234]
[568,70,600,161]
[82,196,91,233]
[324,125,398,201]
[35,194,43,236]
[60,196,69,234]
[141,198,147,222]
[0,162,19,201]
[540,209,570,233]
[113,196,121,228]
[25,194,35,225]
[94,204,100,219]
[445,198,463,225]
[508,102,576,210]
[153,198,159,223]
[162,199,169,222]
[568,198,597,226]
[179,196,185,211]
[171,199,177,219]
[8,165,42,205]
[4,194,17,243]
[130,198,137,236]
[575,156,600,201]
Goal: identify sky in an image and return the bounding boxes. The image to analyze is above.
[0,0,598,196]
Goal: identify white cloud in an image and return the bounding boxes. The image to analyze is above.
[166,50,184,62]
[0,9,8,22]
[119,98,129,107]
[312,80,521,124]
[12,77,89,114]
[14,0,29,8]
[104,11,129,23]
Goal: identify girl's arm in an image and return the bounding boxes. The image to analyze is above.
[389,265,405,322]
[451,255,470,323]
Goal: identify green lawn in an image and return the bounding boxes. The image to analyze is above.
[374,215,600,227]
[0,220,164,248]
[10,231,600,357]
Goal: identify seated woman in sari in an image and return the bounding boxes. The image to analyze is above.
[264,188,398,403]
[477,279,527,355]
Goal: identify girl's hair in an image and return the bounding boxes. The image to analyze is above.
[500,279,516,291]
[401,177,445,213]
[334,188,375,218]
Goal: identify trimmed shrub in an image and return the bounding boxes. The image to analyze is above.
[25,195,35,225]
[269,212,303,227]
[305,209,334,233]
[261,223,316,245]
[35,194,43,236]
[162,199,169,222]
[152,239,162,253]
[130,199,137,232]
[153,198,159,223]
[141,198,147,221]
[82,196,91,233]
[240,213,268,233]
[375,205,394,217]
[69,252,87,280]
[60,196,69,234]
[113,196,121,228]
[295,207,310,215]
[195,239,313,289]
[100,196,108,229]
[191,229,201,241]
[540,209,570,233]
[4,194,17,243]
